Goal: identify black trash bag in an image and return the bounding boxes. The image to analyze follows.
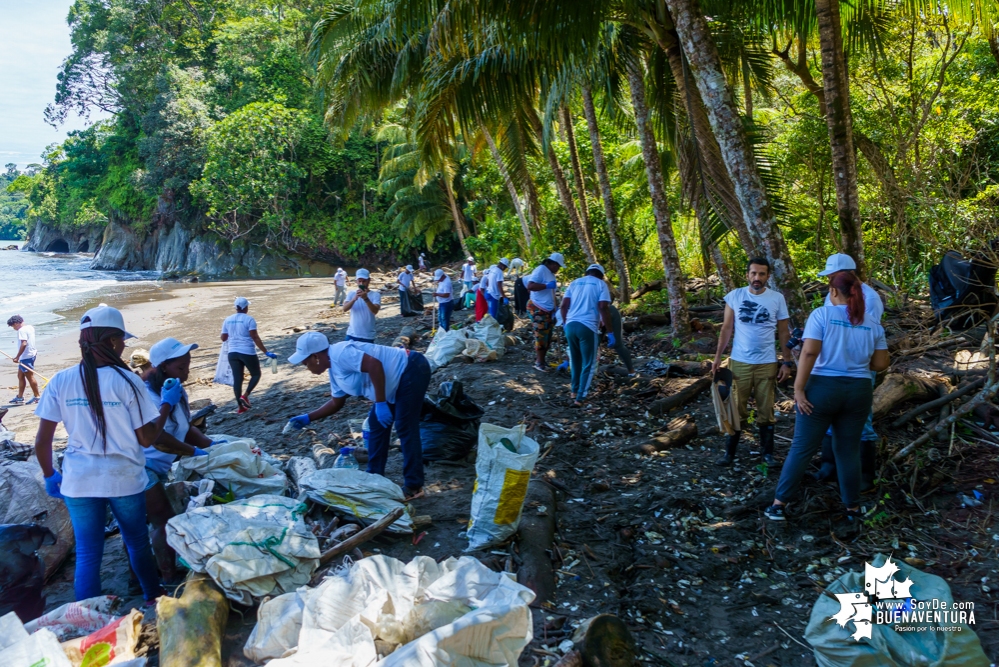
[929,245,999,329]
[0,523,56,622]
[497,300,515,332]
[399,289,426,317]
[420,381,484,461]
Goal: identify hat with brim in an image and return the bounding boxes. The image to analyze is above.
[234,296,250,308]
[149,337,199,367]
[434,269,445,280]
[586,263,606,276]
[356,268,370,279]
[817,253,857,277]
[547,252,566,267]
[288,330,330,364]
[80,306,135,339]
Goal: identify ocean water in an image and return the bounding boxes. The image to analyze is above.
[0,242,162,354]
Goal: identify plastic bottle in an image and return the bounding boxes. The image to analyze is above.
[163,377,179,391]
[269,356,278,374]
[333,446,359,469]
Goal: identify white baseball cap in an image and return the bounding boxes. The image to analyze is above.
[288,330,330,365]
[818,253,857,276]
[467,256,474,262]
[498,257,510,267]
[234,296,250,308]
[406,265,413,271]
[149,337,199,367]
[356,268,370,279]
[547,252,566,267]
[80,306,135,339]
[586,263,606,276]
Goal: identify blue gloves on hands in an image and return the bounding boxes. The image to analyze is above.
[288,414,311,430]
[557,360,569,371]
[44,471,63,499]
[265,351,277,359]
[607,333,616,347]
[160,379,183,408]
[374,402,393,428]
[192,447,209,457]
[546,280,557,290]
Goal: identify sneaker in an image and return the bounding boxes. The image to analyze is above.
[236,405,249,415]
[25,397,38,406]
[9,396,24,404]
[763,504,786,521]
[239,395,251,409]
[532,362,548,373]
[714,453,734,467]
[402,485,424,500]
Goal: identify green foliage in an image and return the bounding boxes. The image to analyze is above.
[0,164,30,240]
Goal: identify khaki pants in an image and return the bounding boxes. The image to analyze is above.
[730,359,778,429]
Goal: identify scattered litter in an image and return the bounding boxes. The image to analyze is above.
[24,596,120,641]
[0,612,71,667]
[299,468,414,534]
[61,608,143,667]
[0,460,75,579]
[172,439,287,499]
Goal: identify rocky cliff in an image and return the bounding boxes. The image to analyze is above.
[23,222,105,254]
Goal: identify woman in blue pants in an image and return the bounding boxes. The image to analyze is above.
[559,264,613,407]
[34,306,178,602]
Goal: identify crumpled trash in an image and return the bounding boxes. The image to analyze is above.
[250,555,535,666]
[61,608,143,667]
[0,460,75,579]
[0,430,31,459]
[0,611,71,667]
[298,468,413,535]
[461,339,498,363]
[172,439,287,499]
[24,595,120,641]
[244,590,306,663]
[469,315,505,358]
[424,328,470,371]
[166,495,320,605]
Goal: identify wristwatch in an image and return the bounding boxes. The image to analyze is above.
[781,360,794,367]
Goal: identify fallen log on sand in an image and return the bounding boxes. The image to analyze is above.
[517,480,557,607]
[647,377,712,416]
[622,314,671,332]
[872,372,949,419]
[891,376,986,427]
[633,416,698,454]
[158,574,229,667]
[392,325,419,349]
[317,506,406,567]
[893,380,999,460]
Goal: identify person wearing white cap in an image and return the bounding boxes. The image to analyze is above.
[333,267,348,306]
[712,257,791,467]
[461,256,477,292]
[342,268,381,343]
[510,257,525,277]
[526,252,566,371]
[432,269,454,331]
[484,258,509,320]
[33,306,178,602]
[418,253,427,272]
[142,336,218,583]
[560,264,612,406]
[397,266,418,315]
[813,253,885,489]
[285,332,431,499]
[221,297,276,414]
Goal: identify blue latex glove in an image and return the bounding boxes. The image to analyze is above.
[503,297,509,305]
[545,280,557,290]
[44,471,63,499]
[557,360,569,371]
[160,379,183,408]
[208,439,224,446]
[265,351,277,359]
[288,414,310,430]
[607,333,616,347]
[192,447,209,457]
[374,402,393,428]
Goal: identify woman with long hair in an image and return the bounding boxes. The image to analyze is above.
[142,336,218,583]
[764,271,890,522]
[34,306,182,602]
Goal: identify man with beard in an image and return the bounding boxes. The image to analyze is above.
[712,257,792,467]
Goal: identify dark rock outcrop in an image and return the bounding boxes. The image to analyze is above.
[22,223,104,254]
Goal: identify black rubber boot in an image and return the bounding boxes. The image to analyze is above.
[808,434,837,482]
[715,432,740,466]
[860,439,877,491]
[759,423,776,466]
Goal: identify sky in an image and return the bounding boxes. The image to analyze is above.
[0,0,108,169]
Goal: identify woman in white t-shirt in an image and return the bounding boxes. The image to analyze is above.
[34,306,182,602]
[560,264,613,406]
[764,271,890,523]
[221,297,277,413]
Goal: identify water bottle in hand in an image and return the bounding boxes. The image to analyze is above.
[333,446,359,469]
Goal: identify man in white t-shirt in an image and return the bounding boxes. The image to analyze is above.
[560,264,612,405]
[526,252,565,371]
[333,267,348,306]
[713,257,792,466]
[484,258,509,320]
[7,315,39,404]
[432,269,454,331]
[342,268,381,343]
[461,256,476,292]
[815,253,884,488]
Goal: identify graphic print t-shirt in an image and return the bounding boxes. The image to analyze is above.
[723,286,789,364]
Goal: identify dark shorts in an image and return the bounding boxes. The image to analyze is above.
[18,357,35,371]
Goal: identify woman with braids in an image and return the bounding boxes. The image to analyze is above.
[763,271,890,523]
[33,306,182,602]
[141,336,219,583]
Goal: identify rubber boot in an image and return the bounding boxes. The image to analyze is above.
[715,431,740,466]
[860,439,877,491]
[808,434,837,482]
[759,423,776,466]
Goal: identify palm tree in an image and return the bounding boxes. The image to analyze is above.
[561,106,595,249]
[480,124,532,247]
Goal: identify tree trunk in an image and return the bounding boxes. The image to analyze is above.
[524,174,544,234]
[711,243,736,291]
[482,124,532,247]
[562,106,594,250]
[741,50,753,121]
[443,180,472,256]
[582,85,631,302]
[815,0,865,277]
[528,109,596,263]
[627,61,691,336]
[664,0,807,321]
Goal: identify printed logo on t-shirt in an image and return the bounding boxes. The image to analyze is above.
[66,398,122,408]
[738,300,771,325]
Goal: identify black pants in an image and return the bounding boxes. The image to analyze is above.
[228,352,261,401]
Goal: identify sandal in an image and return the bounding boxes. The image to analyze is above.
[402,486,425,500]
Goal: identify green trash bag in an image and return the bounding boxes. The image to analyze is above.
[805,553,989,667]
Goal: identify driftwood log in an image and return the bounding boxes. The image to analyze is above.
[317,506,406,567]
[633,416,698,454]
[893,380,999,460]
[622,314,671,332]
[312,443,338,470]
[157,574,229,667]
[891,377,985,428]
[516,481,557,607]
[630,279,666,300]
[872,372,949,419]
[667,360,712,376]
[647,377,712,416]
[392,325,419,349]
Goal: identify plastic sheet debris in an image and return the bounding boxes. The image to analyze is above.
[250,555,535,666]
[244,591,306,663]
[469,315,506,358]
[0,429,31,459]
[166,495,319,605]
[0,460,75,579]
[172,439,287,499]
[466,423,540,551]
[0,613,71,667]
[298,468,413,535]
[24,595,120,641]
[62,608,143,667]
[213,342,233,386]
[424,328,469,371]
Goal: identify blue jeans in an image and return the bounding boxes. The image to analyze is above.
[64,492,163,601]
[566,322,600,399]
[775,375,873,508]
[345,334,374,343]
[485,293,502,320]
[367,352,432,489]
[438,300,454,331]
[826,370,877,441]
